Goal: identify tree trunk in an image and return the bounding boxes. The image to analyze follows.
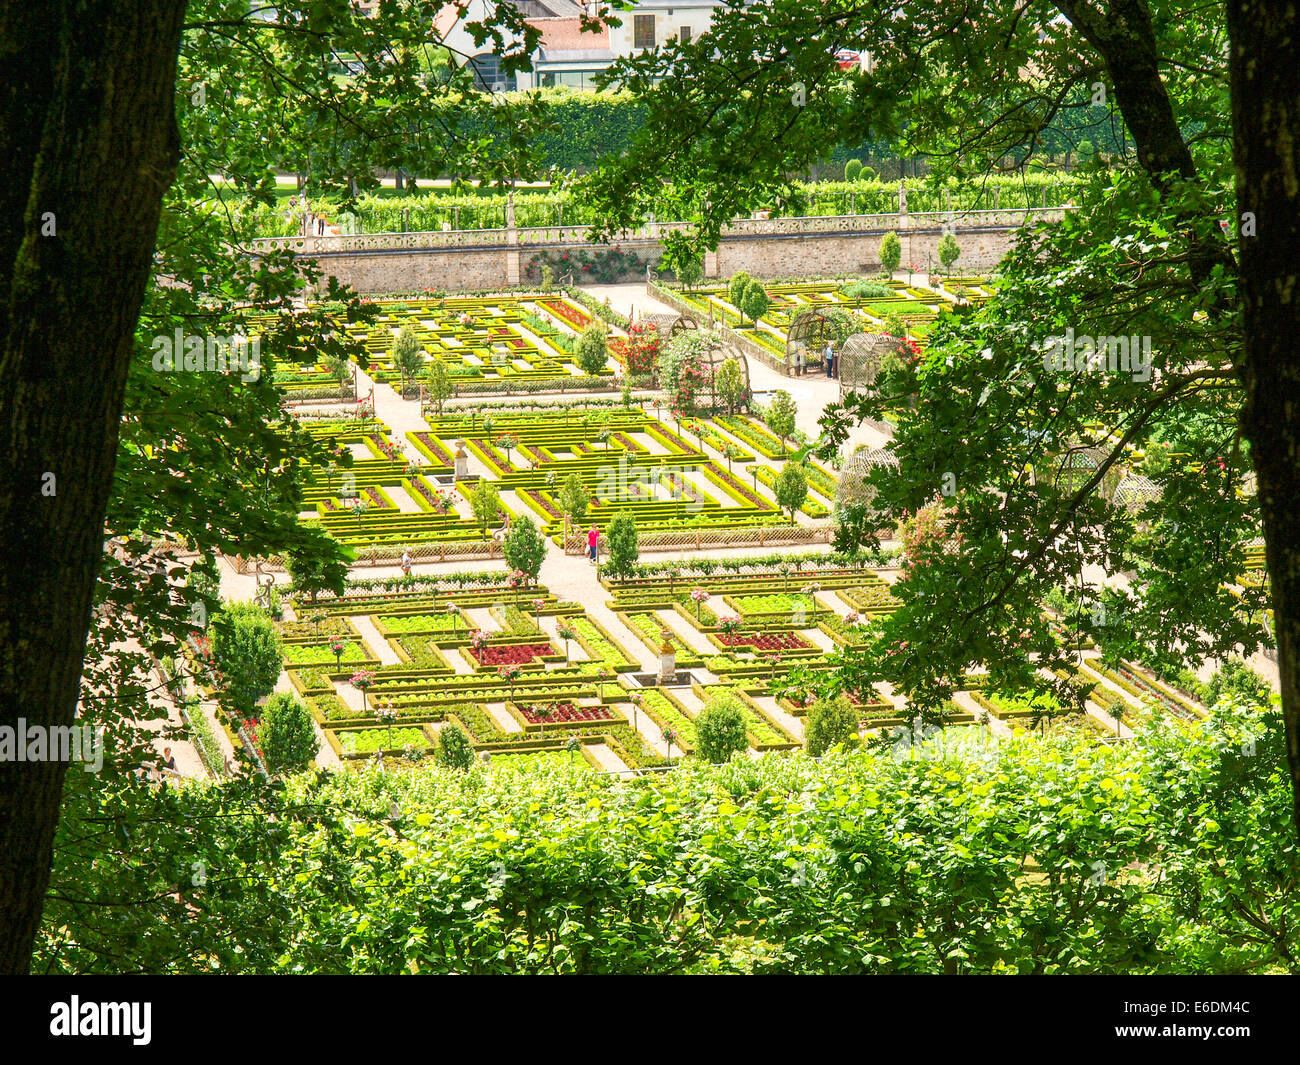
[1228,0,1300,835]
[0,0,187,973]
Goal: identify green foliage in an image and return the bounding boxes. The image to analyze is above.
[437,723,475,770]
[392,326,424,389]
[727,271,752,312]
[285,534,352,604]
[773,464,809,522]
[210,603,282,715]
[604,512,640,579]
[470,480,502,536]
[259,692,318,775]
[558,473,590,524]
[45,709,1300,974]
[879,231,902,274]
[716,357,747,414]
[502,516,546,583]
[844,158,864,182]
[575,324,609,376]
[764,390,798,453]
[937,231,962,272]
[425,358,453,415]
[694,694,749,763]
[739,278,770,326]
[1199,659,1273,711]
[840,280,892,300]
[805,695,859,757]
[675,252,704,290]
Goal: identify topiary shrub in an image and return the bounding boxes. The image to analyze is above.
[805,694,859,757]
[604,511,640,579]
[879,231,902,274]
[575,324,609,376]
[437,722,475,770]
[694,693,749,763]
[502,515,546,584]
[210,602,282,716]
[259,692,319,775]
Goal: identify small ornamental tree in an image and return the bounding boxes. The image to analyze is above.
[503,516,546,584]
[689,587,711,620]
[716,357,746,414]
[470,480,502,537]
[695,694,749,764]
[727,271,752,316]
[285,537,351,604]
[392,326,424,394]
[604,512,640,579]
[329,635,349,670]
[210,602,282,717]
[350,669,376,714]
[765,390,798,456]
[937,231,962,274]
[879,230,902,274]
[774,464,809,521]
[558,473,590,526]
[259,692,318,775]
[557,620,577,663]
[324,353,352,397]
[844,158,864,182]
[576,324,609,376]
[739,278,770,327]
[805,694,860,757]
[676,254,703,291]
[425,358,453,415]
[496,433,519,466]
[437,722,474,770]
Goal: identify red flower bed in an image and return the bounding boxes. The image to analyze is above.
[469,643,552,666]
[518,702,614,724]
[538,299,591,330]
[718,632,812,651]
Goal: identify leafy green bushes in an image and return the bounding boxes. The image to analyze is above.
[259,693,319,775]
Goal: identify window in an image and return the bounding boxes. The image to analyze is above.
[680,26,691,44]
[469,54,505,92]
[634,15,655,49]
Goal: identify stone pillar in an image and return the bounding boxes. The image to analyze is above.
[897,191,913,274]
[454,442,468,480]
[505,187,520,286]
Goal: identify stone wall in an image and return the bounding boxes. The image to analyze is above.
[250,209,1067,294]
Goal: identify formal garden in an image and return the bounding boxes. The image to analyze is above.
[17,0,1300,985]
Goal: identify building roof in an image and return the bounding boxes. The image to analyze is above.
[528,16,611,55]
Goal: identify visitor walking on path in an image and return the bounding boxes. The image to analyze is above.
[824,341,836,378]
[587,524,599,564]
[794,347,806,376]
[400,548,412,576]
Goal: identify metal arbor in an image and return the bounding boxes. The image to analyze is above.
[836,446,900,524]
[1112,473,1162,512]
[638,311,700,342]
[838,332,898,398]
[785,306,859,373]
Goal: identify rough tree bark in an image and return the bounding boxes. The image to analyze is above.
[1228,0,1300,833]
[0,1,188,973]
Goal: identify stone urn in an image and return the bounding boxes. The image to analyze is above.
[658,639,677,684]
[454,441,468,480]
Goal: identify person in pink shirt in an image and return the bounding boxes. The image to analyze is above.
[587,524,599,564]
